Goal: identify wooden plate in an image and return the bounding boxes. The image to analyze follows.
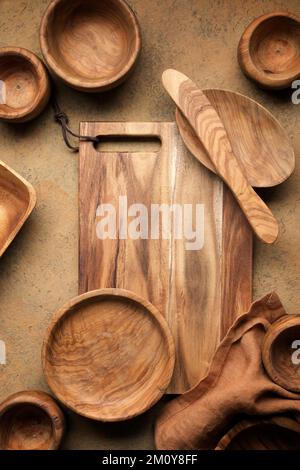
[0,160,36,256]
[262,315,300,392]
[215,417,300,450]
[42,289,175,422]
[0,391,65,450]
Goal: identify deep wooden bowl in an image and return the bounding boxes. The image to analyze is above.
[40,0,141,92]
[238,12,300,89]
[215,417,300,450]
[262,315,300,392]
[42,289,175,422]
[0,47,50,122]
[0,391,65,450]
[0,160,36,257]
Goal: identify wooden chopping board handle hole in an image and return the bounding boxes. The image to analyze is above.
[94,135,162,153]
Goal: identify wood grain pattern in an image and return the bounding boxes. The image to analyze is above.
[238,12,300,90]
[40,0,141,92]
[262,314,300,392]
[0,391,65,450]
[0,47,50,122]
[0,160,36,257]
[163,69,279,244]
[42,289,175,421]
[79,121,252,394]
[175,88,294,188]
[215,417,300,450]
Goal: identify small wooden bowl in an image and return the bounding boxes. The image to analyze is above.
[0,391,65,450]
[215,417,300,450]
[238,12,300,89]
[40,0,141,93]
[0,47,50,122]
[42,289,175,422]
[0,160,36,257]
[262,315,300,392]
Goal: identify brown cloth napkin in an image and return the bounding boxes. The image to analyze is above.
[155,292,300,450]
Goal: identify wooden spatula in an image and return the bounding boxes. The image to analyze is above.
[162,69,279,245]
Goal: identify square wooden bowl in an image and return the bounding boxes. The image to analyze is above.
[0,161,36,256]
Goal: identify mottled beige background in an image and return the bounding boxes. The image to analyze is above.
[0,0,299,450]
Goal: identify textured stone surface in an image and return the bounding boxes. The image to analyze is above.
[0,0,299,450]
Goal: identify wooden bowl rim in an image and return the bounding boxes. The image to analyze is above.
[238,11,300,89]
[262,314,300,392]
[175,86,295,187]
[0,390,65,450]
[215,416,300,450]
[40,0,142,91]
[0,46,49,120]
[42,288,175,422]
[0,159,36,257]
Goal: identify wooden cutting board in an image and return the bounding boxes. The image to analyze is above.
[79,121,253,394]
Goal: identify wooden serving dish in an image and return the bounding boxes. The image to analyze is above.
[42,289,175,422]
[40,0,141,92]
[0,391,65,450]
[238,12,300,89]
[0,161,36,257]
[215,417,300,450]
[263,315,300,392]
[0,47,50,122]
[176,88,294,188]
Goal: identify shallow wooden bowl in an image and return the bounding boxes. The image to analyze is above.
[215,417,300,450]
[42,289,175,421]
[238,12,300,89]
[40,0,141,92]
[0,391,65,450]
[262,315,300,392]
[0,47,50,122]
[176,88,294,188]
[0,160,36,256]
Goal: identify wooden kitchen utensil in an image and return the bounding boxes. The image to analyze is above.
[162,69,279,244]
[0,391,65,450]
[0,160,36,256]
[0,47,50,123]
[79,121,253,394]
[238,12,300,90]
[176,89,294,188]
[262,314,300,393]
[42,289,175,421]
[40,0,141,92]
[215,417,300,450]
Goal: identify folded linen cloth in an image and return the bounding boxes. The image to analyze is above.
[155,292,300,450]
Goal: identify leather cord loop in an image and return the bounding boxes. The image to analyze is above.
[51,81,100,152]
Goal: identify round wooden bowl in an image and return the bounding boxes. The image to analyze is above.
[0,47,50,123]
[40,0,141,93]
[42,289,175,422]
[0,391,65,450]
[238,12,300,89]
[215,417,300,450]
[262,315,300,392]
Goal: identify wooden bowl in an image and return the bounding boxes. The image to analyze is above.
[42,289,175,422]
[238,12,300,89]
[0,47,50,122]
[262,315,300,392]
[0,391,65,450]
[176,88,294,188]
[40,0,141,93]
[0,160,36,257]
[215,417,300,450]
